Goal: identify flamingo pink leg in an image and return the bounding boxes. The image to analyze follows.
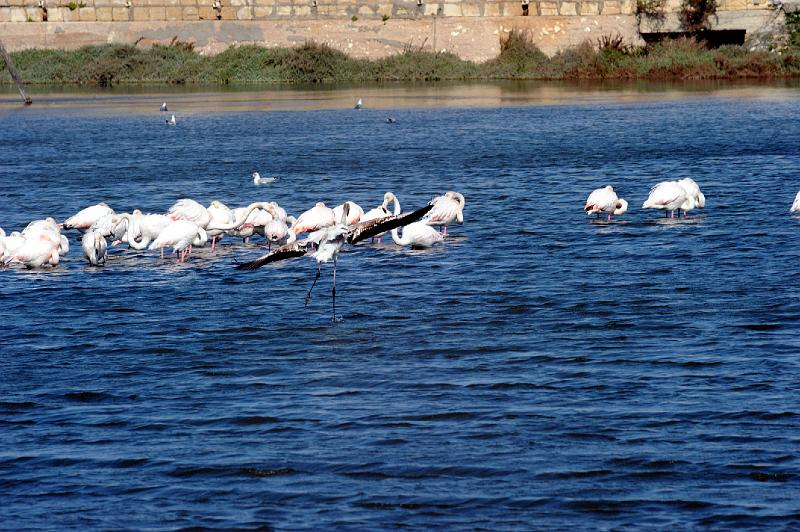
[211,236,216,251]
[607,214,612,221]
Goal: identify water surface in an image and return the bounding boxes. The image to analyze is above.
[1,83,800,529]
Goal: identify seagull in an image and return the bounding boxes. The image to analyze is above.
[160,102,168,112]
[166,114,176,126]
[354,98,363,110]
[386,117,396,123]
[253,172,278,185]
[236,203,434,321]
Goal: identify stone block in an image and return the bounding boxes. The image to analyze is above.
[462,2,481,15]
[25,6,42,20]
[252,5,270,16]
[196,5,217,20]
[180,0,196,5]
[726,0,747,8]
[0,8,10,20]
[357,5,372,14]
[580,1,599,14]
[95,5,111,18]
[499,1,518,15]
[602,0,620,13]
[165,4,180,17]
[182,5,197,16]
[560,0,576,14]
[149,5,164,17]
[540,0,558,14]
[78,5,95,18]
[7,0,23,6]
[293,4,308,14]
[111,5,128,18]
[9,6,26,19]
[47,7,65,20]
[442,2,461,15]
[62,5,79,19]
[618,0,634,13]
[163,0,180,6]
[484,1,500,15]
[0,0,8,7]
[219,4,234,17]
[132,6,148,18]
[423,2,437,15]
[235,5,251,17]
[275,4,289,14]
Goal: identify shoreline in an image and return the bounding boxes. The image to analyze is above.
[2,39,800,88]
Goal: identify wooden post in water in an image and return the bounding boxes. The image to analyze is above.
[0,40,32,105]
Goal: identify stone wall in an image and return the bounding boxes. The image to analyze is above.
[0,0,782,59]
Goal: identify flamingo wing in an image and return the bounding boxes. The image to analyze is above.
[235,240,310,271]
[348,204,433,245]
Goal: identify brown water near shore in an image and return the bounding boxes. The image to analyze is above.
[1,80,799,114]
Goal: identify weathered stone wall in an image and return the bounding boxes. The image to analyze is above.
[0,0,782,59]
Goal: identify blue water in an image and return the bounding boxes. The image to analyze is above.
[2,85,800,529]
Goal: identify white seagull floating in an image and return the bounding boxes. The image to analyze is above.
[160,102,168,112]
[354,98,363,110]
[166,115,176,126]
[253,172,278,185]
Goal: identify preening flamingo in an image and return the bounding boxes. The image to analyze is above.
[425,191,465,236]
[391,221,443,249]
[584,185,628,221]
[642,181,688,218]
[62,203,115,232]
[82,230,108,266]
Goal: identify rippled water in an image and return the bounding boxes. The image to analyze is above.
[2,84,800,529]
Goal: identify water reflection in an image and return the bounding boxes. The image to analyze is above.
[1,80,799,114]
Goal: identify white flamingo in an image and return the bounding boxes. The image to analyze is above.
[82,230,108,266]
[360,192,400,244]
[290,202,336,236]
[792,190,800,212]
[584,185,628,221]
[677,178,705,217]
[333,201,364,225]
[642,181,688,218]
[148,220,207,262]
[391,221,443,249]
[62,203,115,232]
[425,191,465,236]
[4,232,60,268]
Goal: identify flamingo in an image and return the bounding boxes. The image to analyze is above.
[148,220,206,262]
[792,190,800,212]
[333,201,364,225]
[62,203,115,232]
[677,177,705,217]
[236,202,435,321]
[206,200,235,250]
[22,217,68,257]
[263,215,297,249]
[584,185,628,221]
[391,221,443,249]
[168,199,212,228]
[360,192,400,243]
[290,202,336,236]
[125,213,172,250]
[82,230,108,266]
[1,231,26,262]
[425,191,465,236]
[642,181,688,218]
[4,232,60,268]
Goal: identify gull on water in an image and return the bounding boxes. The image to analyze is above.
[160,102,168,112]
[166,115,176,126]
[253,172,278,185]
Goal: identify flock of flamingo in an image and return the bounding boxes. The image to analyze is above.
[0,190,466,270]
[584,177,707,221]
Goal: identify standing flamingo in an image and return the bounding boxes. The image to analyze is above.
[62,203,115,232]
[148,220,207,262]
[236,203,435,321]
[425,191,465,236]
[642,181,688,218]
[82,230,108,266]
[584,185,628,221]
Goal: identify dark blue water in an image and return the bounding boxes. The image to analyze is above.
[2,86,800,529]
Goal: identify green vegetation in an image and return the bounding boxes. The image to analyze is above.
[1,32,799,87]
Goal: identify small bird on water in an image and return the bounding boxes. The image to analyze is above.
[166,115,176,126]
[253,172,278,185]
[354,98,363,110]
[160,102,168,112]
[386,117,396,123]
